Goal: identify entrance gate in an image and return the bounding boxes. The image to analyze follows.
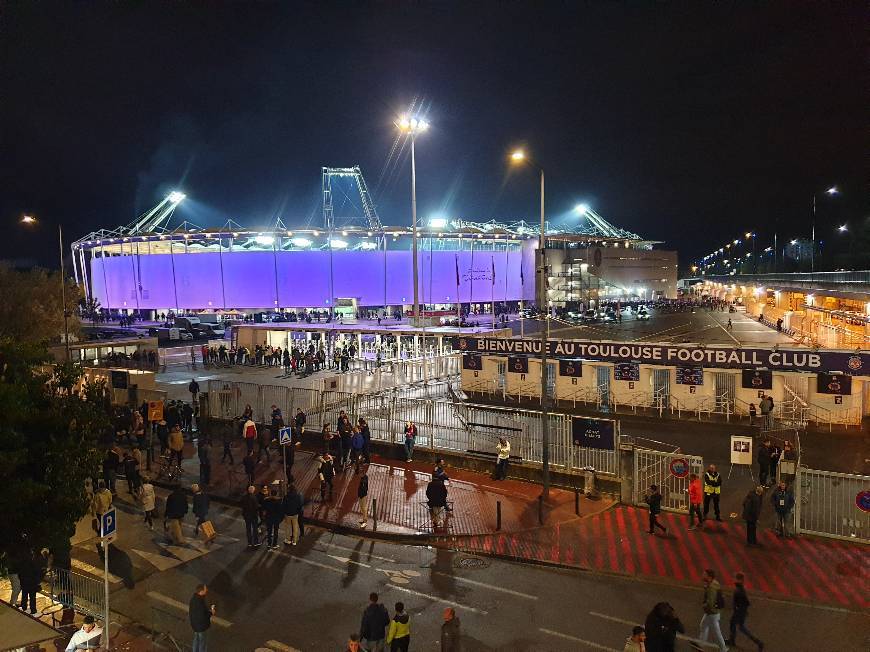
[633,448,703,513]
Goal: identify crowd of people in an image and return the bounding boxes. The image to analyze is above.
[198,341,364,375]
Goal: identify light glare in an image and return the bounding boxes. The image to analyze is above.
[168,191,186,203]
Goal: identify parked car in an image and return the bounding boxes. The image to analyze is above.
[636,307,650,321]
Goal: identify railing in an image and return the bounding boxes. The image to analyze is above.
[47,567,105,619]
[796,467,870,543]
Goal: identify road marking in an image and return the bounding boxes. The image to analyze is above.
[588,612,718,649]
[326,554,372,568]
[266,640,302,652]
[538,627,620,651]
[322,541,395,562]
[277,551,344,574]
[432,571,539,600]
[71,558,123,584]
[146,591,232,628]
[384,583,488,615]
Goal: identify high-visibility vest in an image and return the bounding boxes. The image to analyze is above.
[704,471,721,494]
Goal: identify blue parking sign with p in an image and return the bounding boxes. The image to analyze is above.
[101,508,117,539]
[279,427,293,446]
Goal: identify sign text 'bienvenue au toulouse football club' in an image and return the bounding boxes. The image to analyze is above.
[453,337,870,375]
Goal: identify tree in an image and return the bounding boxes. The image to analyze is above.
[0,340,109,568]
[0,263,81,344]
[81,296,102,326]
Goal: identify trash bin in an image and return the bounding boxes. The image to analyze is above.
[582,466,598,498]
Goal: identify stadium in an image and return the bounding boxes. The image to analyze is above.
[72,167,678,316]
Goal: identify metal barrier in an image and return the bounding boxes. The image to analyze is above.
[633,448,703,513]
[796,467,870,543]
[48,567,104,619]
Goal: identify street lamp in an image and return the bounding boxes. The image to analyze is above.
[20,215,71,360]
[812,186,839,272]
[396,115,429,326]
[509,148,551,499]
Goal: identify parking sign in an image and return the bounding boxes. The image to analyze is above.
[101,508,117,540]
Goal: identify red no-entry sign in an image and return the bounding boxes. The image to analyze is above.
[669,458,690,478]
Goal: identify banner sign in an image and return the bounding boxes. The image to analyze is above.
[462,354,482,370]
[676,366,704,385]
[614,362,640,381]
[507,356,529,374]
[571,417,615,450]
[452,336,870,375]
[741,369,772,390]
[559,359,582,377]
[816,372,851,395]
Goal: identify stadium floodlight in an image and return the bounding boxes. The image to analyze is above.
[397,115,429,134]
[790,239,798,245]
[826,186,838,195]
[510,150,525,162]
[575,204,590,215]
[330,239,348,249]
[254,235,275,246]
[359,241,378,250]
[168,191,186,203]
[21,214,37,224]
[429,217,447,228]
[290,237,312,248]
[838,224,847,232]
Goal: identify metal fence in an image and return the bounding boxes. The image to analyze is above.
[796,467,870,543]
[206,379,620,476]
[47,567,105,619]
[633,448,704,513]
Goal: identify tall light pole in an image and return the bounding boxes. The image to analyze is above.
[397,115,429,327]
[21,215,71,361]
[510,149,550,498]
[812,186,838,273]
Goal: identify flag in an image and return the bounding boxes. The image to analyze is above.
[491,256,496,286]
[520,260,524,286]
[455,253,460,288]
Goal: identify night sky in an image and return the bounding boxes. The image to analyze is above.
[1,2,865,269]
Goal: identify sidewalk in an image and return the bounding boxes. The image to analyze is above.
[149,440,869,612]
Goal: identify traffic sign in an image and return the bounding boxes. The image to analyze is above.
[101,508,117,540]
[669,458,690,478]
[279,426,293,446]
[857,490,870,513]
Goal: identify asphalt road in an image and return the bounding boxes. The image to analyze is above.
[95,494,869,651]
[514,307,796,347]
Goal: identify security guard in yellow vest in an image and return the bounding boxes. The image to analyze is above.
[703,464,722,521]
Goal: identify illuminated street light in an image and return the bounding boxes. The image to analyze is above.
[826,186,838,195]
[21,214,37,224]
[290,237,312,248]
[838,224,847,233]
[510,150,526,161]
[168,191,186,203]
[790,239,798,245]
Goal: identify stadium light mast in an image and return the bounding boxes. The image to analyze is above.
[397,115,429,327]
[811,186,838,272]
[510,148,550,499]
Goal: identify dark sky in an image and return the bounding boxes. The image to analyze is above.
[1,1,866,268]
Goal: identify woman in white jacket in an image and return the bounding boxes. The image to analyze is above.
[138,476,157,530]
[494,437,511,480]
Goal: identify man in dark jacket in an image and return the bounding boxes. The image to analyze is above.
[263,488,284,550]
[192,484,210,536]
[358,417,371,464]
[726,572,764,651]
[441,607,461,652]
[643,601,685,652]
[165,485,189,545]
[756,440,771,487]
[240,485,261,548]
[742,486,764,546]
[359,591,390,651]
[318,453,335,501]
[189,583,214,652]
[282,483,304,546]
[771,481,795,537]
[426,477,448,527]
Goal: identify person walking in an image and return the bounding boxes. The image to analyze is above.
[263,487,284,550]
[189,584,215,652]
[165,484,189,545]
[748,402,757,425]
[192,484,210,536]
[441,607,462,652]
[188,379,200,405]
[168,425,185,469]
[494,437,511,480]
[359,417,371,464]
[357,473,370,528]
[687,473,703,530]
[757,440,771,487]
[623,626,646,652]
[403,421,417,462]
[771,481,795,537]
[643,602,684,652]
[241,485,261,549]
[18,548,42,616]
[699,569,727,652]
[386,601,411,652]
[243,450,257,487]
[220,427,234,465]
[282,482,304,546]
[137,475,157,530]
[243,418,257,456]
[726,572,764,651]
[197,438,212,487]
[644,484,667,535]
[359,591,391,652]
[318,452,335,501]
[426,476,448,528]
[742,486,764,546]
[351,427,365,473]
[703,464,722,522]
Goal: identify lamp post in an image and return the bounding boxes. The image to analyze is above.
[510,149,550,498]
[396,115,429,327]
[21,215,70,361]
[812,186,838,272]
